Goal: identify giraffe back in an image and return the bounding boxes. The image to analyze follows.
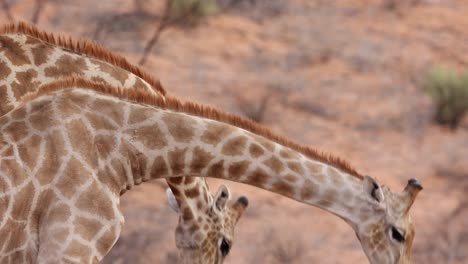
[0,22,165,115]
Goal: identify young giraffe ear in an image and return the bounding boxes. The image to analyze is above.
[213,185,231,212]
[363,175,384,203]
[166,188,180,213]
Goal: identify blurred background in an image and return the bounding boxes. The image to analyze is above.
[1,0,467,263]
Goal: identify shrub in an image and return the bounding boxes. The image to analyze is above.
[168,0,218,23]
[424,66,468,129]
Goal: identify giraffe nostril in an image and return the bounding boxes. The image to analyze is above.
[237,196,249,207]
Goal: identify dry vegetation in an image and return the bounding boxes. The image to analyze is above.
[424,66,468,129]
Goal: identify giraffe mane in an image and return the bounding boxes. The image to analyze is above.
[23,76,364,179]
[0,21,166,96]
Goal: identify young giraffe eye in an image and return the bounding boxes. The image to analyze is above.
[391,226,405,243]
[220,238,231,257]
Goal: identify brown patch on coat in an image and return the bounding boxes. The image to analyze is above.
[249,143,264,157]
[28,109,58,131]
[287,161,304,175]
[253,135,276,152]
[11,107,26,120]
[206,160,224,178]
[317,189,338,208]
[169,147,187,175]
[0,35,30,65]
[26,77,364,179]
[2,121,29,141]
[272,181,294,196]
[280,148,299,159]
[17,134,41,169]
[86,112,118,131]
[306,161,322,174]
[249,168,269,187]
[126,124,167,150]
[168,176,183,185]
[184,177,195,184]
[44,54,87,78]
[150,156,169,178]
[29,38,54,66]
[284,174,299,183]
[74,217,103,241]
[222,136,247,156]
[163,112,196,143]
[185,186,201,198]
[95,135,116,160]
[128,107,154,125]
[0,85,11,115]
[56,158,91,199]
[301,179,318,200]
[263,155,284,174]
[228,161,250,179]
[201,122,235,146]
[13,69,41,100]
[0,60,11,79]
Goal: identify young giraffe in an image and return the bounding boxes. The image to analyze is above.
[0,22,247,263]
[166,177,248,264]
[0,77,422,264]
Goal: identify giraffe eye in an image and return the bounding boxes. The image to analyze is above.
[391,226,405,243]
[220,238,231,257]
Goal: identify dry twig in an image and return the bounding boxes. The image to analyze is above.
[138,0,172,66]
[31,0,45,24]
[1,0,13,21]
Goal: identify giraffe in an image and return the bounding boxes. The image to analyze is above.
[0,22,247,263]
[0,77,422,263]
[165,177,248,264]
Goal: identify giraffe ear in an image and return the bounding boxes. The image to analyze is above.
[166,188,180,213]
[213,185,231,212]
[363,175,384,203]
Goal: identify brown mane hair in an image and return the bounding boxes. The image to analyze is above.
[23,77,364,179]
[0,21,166,96]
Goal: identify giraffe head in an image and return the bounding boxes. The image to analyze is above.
[356,176,423,264]
[166,178,248,264]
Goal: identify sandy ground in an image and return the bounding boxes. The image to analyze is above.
[1,0,467,263]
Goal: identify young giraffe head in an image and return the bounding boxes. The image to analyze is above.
[356,177,423,264]
[165,177,248,264]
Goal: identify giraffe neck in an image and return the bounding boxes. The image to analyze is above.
[8,86,367,225]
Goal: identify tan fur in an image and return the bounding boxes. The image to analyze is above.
[24,76,364,178]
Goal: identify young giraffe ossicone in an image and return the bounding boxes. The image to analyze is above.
[0,77,422,264]
[0,22,248,263]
